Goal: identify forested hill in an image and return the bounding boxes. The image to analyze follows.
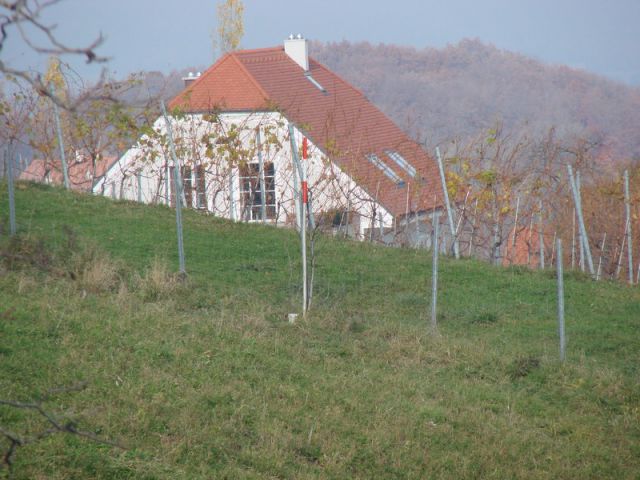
[310,39,640,160]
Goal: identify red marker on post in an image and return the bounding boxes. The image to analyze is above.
[302,137,309,204]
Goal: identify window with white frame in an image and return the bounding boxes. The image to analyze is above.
[239,162,276,221]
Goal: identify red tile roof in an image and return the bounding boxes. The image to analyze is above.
[20,155,114,192]
[170,46,444,217]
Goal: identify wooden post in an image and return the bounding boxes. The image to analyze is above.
[556,238,566,362]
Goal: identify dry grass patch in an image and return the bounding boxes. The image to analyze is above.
[134,258,184,301]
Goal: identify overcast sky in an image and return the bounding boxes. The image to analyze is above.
[4,0,640,85]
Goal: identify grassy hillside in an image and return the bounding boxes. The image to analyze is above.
[1,182,639,479]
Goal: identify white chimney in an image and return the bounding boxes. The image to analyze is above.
[284,33,309,71]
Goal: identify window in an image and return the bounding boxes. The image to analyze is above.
[304,72,327,93]
[239,162,276,221]
[366,153,403,185]
[385,150,417,178]
[169,166,195,208]
[182,166,192,207]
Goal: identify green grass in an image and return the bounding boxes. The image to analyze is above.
[1,182,639,479]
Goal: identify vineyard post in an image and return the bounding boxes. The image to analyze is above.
[556,238,566,362]
[288,124,308,316]
[256,128,267,224]
[431,211,440,332]
[435,147,459,259]
[51,93,70,190]
[624,170,633,284]
[160,101,186,276]
[539,200,545,269]
[567,165,595,277]
[511,196,520,264]
[571,208,576,269]
[596,232,607,281]
[577,172,585,271]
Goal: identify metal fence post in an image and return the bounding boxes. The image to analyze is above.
[567,165,595,277]
[431,212,440,332]
[596,232,607,281]
[288,124,308,316]
[51,95,70,190]
[624,170,633,284]
[435,147,459,259]
[539,200,545,269]
[160,101,186,276]
[256,128,267,224]
[556,238,566,362]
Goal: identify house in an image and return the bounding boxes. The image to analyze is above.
[94,36,445,239]
[20,154,115,192]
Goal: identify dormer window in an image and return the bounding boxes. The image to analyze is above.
[385,150,416,178]
[366,153,403,185]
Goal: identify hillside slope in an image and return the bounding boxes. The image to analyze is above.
[1,183,639,478]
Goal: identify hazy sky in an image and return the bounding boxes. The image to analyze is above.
[4,0,640,85]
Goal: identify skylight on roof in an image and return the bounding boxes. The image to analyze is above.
[385,150,417,178]
[304,72,327,93]
[366,153,403,184]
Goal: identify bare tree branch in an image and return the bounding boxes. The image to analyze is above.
[0,382,125,477]
[0,0,108,110]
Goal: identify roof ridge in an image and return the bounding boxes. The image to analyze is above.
[235,46,283,55]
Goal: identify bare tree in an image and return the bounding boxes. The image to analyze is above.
[0,0,108,109]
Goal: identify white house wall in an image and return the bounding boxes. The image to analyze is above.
[93,112,394,238]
